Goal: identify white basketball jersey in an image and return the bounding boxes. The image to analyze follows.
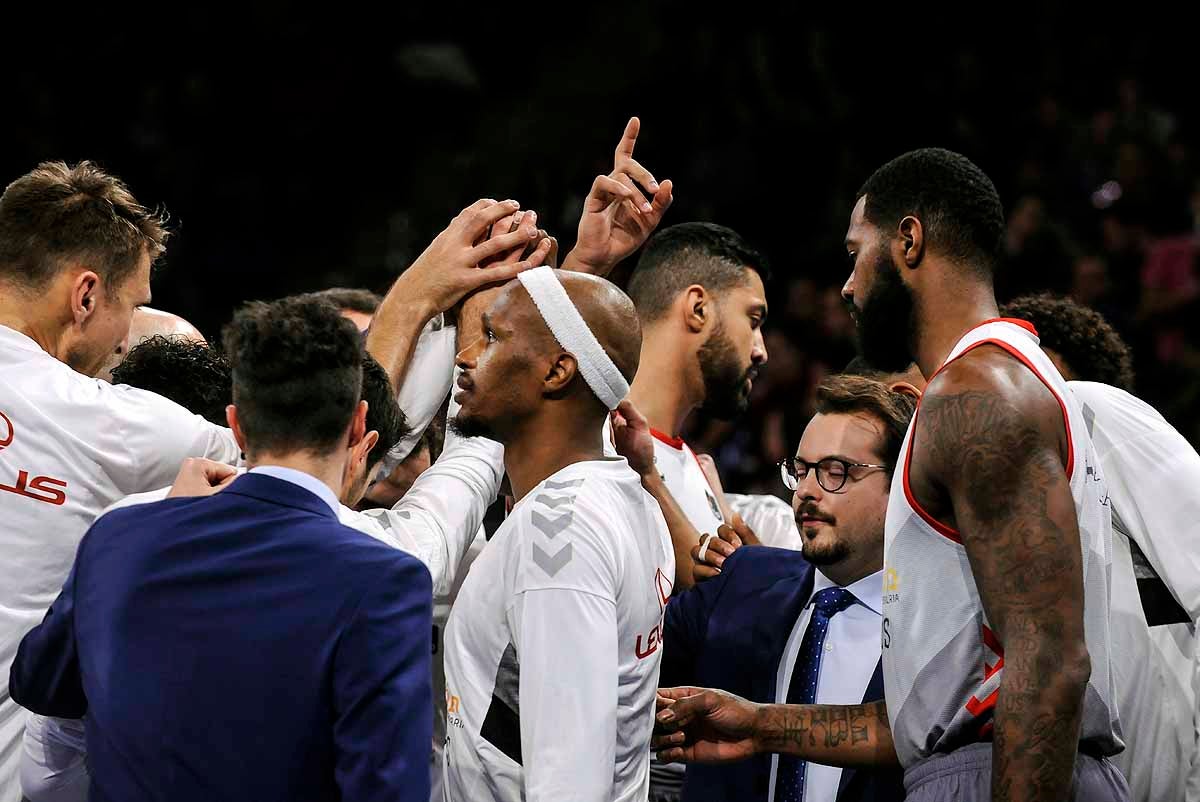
[881,319,1123,767]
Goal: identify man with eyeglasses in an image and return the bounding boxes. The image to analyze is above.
[618,374,912,802]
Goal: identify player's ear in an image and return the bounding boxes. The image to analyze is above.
[897,215,925,269]
[543,352,577,395]
[682,285,708,334]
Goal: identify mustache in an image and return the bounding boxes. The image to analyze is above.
[796,503,834,524]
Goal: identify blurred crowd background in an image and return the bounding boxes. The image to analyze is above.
[3,9,1196,499]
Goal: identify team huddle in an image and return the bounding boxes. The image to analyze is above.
[0,119,1196,802]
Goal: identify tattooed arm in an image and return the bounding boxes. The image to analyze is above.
[914,352,1091,802]
[653,687,898,768]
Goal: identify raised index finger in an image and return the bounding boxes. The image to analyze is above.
[615,116,640,160]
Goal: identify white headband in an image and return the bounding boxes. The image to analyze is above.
[517,266,630,410]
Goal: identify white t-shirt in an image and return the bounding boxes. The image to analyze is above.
[442,458,674,802]
[1070,380,1200,802]
[0,324,240,802]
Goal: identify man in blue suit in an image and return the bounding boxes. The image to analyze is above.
[9,296,434,802]
[658,374,915,802]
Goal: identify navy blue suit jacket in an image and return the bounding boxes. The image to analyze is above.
[662,546,904,802]
[10,473,434,802]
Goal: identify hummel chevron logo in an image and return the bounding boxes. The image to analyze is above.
[531,509,573,538]
[533,541,573,576]
[535,493,574,509]
[544,478,584,491]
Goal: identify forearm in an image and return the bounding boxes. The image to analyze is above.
[365,277,437,390]
[991,628,1089,802]
[753,701,899,768]
[642,473,703,591]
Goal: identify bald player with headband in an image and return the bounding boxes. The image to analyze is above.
[441,266,674,802]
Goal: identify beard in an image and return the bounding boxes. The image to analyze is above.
[697,320,756,420]
[448,410,497,441]
[855,251,919,373]
[800,527,853,565]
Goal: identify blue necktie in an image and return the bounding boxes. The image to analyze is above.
[776,586,857,802]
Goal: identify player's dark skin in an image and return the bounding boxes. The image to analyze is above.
[655,194,1092,802]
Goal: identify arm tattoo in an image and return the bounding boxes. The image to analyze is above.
[759,701,896,767]
[919,386,1088,802]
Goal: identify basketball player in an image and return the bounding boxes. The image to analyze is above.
[615,222,770,590]
[442,267,674,802]
[654,149,1129,802]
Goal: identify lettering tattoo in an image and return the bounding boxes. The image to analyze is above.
[760,701,895,767]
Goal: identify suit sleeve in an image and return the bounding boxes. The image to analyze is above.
[9,559,87,718]
[332,554,434,802]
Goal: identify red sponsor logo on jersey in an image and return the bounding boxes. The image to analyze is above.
[636,568,674,660]
[0,411,13,450]
[0,410,68,506]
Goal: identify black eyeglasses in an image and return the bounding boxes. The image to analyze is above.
[779,457,889,494]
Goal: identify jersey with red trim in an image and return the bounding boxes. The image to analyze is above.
[602,419,725,540]
[881,319,1123,767]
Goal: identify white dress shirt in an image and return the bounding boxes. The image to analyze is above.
[768,569,884,802]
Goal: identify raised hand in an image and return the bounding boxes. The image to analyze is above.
[561,117,674,276]
[399,199,552,317]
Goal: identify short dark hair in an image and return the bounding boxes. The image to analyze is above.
[222,296,363,456]
[309,287,383,316]
[360,352,410,472]
[1000,294,1135,391]
[815,374,917,475]
[841,355,884,378]
[627,222,768,321]
[857,148,1004,275]
[111,335,232,426]
[0,161,169,291]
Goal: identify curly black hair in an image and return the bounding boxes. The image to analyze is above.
[360,353,410,472]
[111,335,232,425]
[628,222,769,321]
[857,148,1005,276]
[222,296,363,455]
[1000,294,1135,391]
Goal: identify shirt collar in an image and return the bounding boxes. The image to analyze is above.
[0,323,50,354]
[248,466,341,515]
[810,567,884,616]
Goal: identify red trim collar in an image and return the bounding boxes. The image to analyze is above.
[974,317,1039,337]
[650,428,685,450]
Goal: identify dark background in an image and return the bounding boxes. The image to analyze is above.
[4,10,1197,497]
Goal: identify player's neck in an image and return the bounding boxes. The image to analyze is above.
[0,288,69,361]
[503,414,608,502]
[628,336,699,438]
[914,281,1000,379]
